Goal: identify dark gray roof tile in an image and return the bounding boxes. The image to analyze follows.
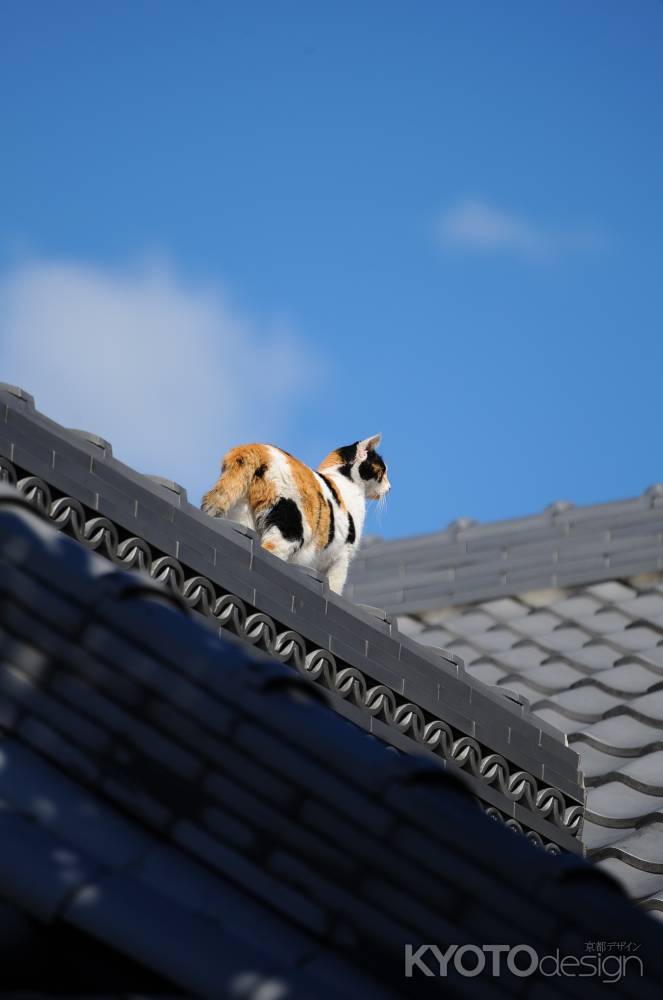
[0,811,99,923]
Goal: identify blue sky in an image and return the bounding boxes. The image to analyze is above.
[1,1,662,540]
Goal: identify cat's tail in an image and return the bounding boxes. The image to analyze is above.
[201,444,268,517]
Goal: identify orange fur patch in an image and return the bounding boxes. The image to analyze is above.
[202,443,272,515]
[319,449,342,471]
[283,451,329,548]
[317,455,346,510]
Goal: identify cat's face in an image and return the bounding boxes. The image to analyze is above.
[331,434,390,500]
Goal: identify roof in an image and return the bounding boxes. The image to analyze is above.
[348,496,663,915]
[0,384,584,856]
[347,489,663,614]
[2,491,663,997]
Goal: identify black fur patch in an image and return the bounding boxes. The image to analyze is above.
[339,464,353,479]
[320,474,341,505]
[325,500,335,548]
[371,450,386,474]
[264,498,303,543]
[336,442,358,465]
[347,512,356,545]
[254,463,267,478]
[359,448,386,482]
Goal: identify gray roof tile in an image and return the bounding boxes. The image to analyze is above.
[594,859,663,902]
[415,627,455,648]
[391,615,424,637]
[463,660,508,686]
[517,661,588,692]
[441,611,495,636]
[591,662,662,695]
[582,819,636,850]
[532,708,586,736]
[593,821,663,871]
[572,715,663,753]
[470,627,519,652]
[506,611,561,636]
[587,582,638,603]
[609,752,663,794]
[573,743,629,781]
[477,597,526,619]
[620,594,663,619]
[540,687,624,721]
[575,610,632,634]
[571,644,622,670]
[532,627,589,653]
[639,646,663,668]
[585,783,663,826]
[614,626,663,651]
[492,644,549,671]
[549,594,603,619]
[629,691,663,723]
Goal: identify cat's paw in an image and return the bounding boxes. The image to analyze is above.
[201,495,223,517]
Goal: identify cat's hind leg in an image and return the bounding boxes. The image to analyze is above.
[260,529,301,562]
[326,551,350,595]
[258,497,304,564]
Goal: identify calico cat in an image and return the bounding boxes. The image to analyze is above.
[201,434,390,594]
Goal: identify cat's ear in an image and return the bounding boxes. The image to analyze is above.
[357,433,381,459]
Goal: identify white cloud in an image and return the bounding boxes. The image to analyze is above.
[436,198,605,258]
[0,256,318,503]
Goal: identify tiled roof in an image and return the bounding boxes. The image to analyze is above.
[348,490,663,614]
[348,501,663,914]
[2,493,663,997]
[0,384,584,854]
